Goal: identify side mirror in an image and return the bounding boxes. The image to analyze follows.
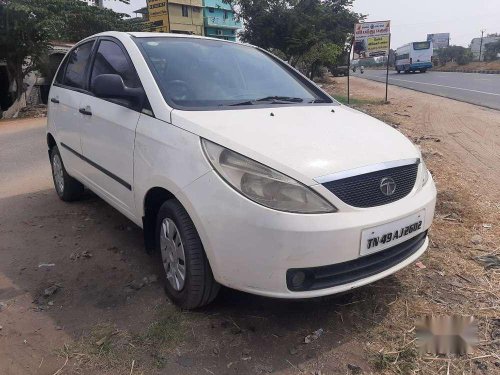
[92,74,144,101]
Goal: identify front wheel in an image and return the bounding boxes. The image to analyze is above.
[50,146,84,201]
[156,199,220,309]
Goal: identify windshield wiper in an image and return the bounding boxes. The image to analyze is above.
[255,96,304,103]
[229,96,304,106]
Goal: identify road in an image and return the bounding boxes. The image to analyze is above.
[352,70,500,110]
[0,118,51,199]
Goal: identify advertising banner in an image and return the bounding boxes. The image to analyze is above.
[354,21,391,59]
[427,33,450,49]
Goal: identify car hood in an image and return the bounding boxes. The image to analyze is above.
[171,105,419,186]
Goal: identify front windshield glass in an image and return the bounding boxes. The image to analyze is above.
[136,37,330,108]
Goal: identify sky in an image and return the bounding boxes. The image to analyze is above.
[350,0,500,47]
[105,0,500,48]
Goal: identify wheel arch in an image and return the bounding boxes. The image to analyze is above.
[140,185,221,283]
[47,133,56,151]
[142,186,175,253]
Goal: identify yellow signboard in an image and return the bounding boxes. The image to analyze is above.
[367,36,390,57]
[353,21,391,59]
[146,0,169,32]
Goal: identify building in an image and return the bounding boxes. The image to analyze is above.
[80,0,104,6]
[470,35,500,61]
[169,0,204,35]
[133,7,149,20]
[145,0,204,35]
[1,42,74,118]
[203,0,241,41]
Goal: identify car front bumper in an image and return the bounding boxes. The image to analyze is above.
[180,170,436,298]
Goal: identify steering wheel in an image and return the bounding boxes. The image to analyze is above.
[167,80,192,101]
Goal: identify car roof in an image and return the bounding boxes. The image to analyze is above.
[87,31,243,46]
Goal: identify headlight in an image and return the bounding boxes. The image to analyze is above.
[421,159,430,186]
[202,139,336,214]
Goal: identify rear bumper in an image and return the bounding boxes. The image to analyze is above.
[410,62,433,70]
[179,170,436,298]
[396,62,433,71]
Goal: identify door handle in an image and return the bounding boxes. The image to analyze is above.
[50,98,59,104]
[79,108,92,116]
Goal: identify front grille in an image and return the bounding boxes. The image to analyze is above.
[286,230,427,291]
[322,162,419,208]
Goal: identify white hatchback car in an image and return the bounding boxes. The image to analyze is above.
[47,32,436,309]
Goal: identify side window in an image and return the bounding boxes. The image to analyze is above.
[90,40,140,89]
[63,41,94,89]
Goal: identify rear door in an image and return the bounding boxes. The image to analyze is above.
[79,38,144,216]
[49,40,95,177]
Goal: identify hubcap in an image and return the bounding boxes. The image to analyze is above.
[160,218,186,291]
[52,154,64,193]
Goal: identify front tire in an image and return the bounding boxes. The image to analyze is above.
[50,146,84,201]
[156,199,219,309]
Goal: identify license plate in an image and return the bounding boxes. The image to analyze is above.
[360,210,425,256]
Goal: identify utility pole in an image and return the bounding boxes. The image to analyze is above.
[478,29,485,62]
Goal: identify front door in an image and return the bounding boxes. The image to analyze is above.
[79,38,143,217]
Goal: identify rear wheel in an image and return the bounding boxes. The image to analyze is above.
[156,199,219,309]
[396,69,401,74]
[420,69,427,73]
[50,146,84,201]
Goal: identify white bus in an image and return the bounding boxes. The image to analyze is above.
[395,41,433,73]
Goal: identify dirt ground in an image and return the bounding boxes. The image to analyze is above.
[0,78,499,375]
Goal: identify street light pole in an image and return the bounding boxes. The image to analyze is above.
[479,29,485,62]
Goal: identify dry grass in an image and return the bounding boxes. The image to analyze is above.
[433,60,500,72]
[323,76,500,374]
[57,306,188,374]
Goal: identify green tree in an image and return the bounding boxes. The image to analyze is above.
[298,42,342,79]
[484,40,500,62]
[0,0,136,101]
[0,1,49,99]
[229,0,360,79]
[435,45,472,66]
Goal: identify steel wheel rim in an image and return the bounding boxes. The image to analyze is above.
[160,218,186,291]
[53,154,64,193]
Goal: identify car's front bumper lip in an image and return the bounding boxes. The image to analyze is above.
[287,230,427,292]
[179,170,436,298]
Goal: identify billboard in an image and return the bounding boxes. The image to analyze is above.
[146,0,169,32]
[427,33,450,49]
[354,21,391,59]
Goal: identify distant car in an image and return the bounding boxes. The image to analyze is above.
[331,65,349,77]
[47,32,436,309]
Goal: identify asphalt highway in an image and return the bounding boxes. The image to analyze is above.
[351,70,500,110]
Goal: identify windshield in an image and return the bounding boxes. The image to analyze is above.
[135,37,330,109]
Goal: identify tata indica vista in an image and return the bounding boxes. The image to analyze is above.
[47,32,436,308]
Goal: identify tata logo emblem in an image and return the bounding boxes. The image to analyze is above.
[380,177,396,196]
